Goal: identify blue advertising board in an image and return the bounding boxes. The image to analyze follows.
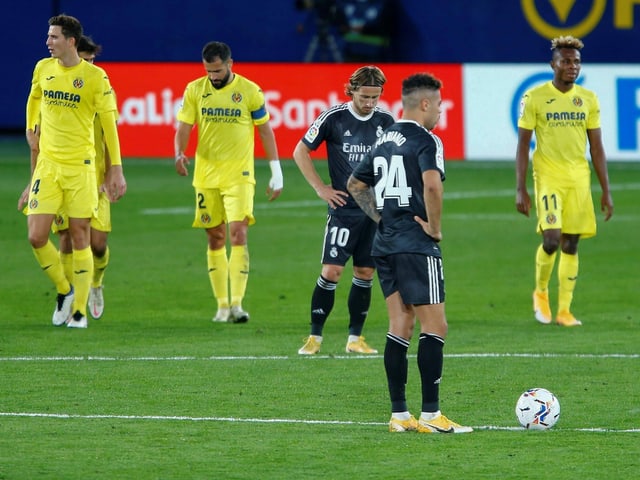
[2,0,639,131]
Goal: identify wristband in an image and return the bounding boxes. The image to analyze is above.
[269,160,283,190]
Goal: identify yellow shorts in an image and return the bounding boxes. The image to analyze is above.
[534,180,596,239]
[27,159,97,219]
[192,183,255,229]
[52,191,111,233]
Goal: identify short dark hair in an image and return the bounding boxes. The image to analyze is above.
[77,35,102,56]
[202,41,232,63]
[401,73,442,109]
[402,73,442,96]
[48,14,83,47]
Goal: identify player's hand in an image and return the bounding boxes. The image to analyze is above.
[266,160,283,201]
[104,165,127,202]
[17,183,30,211]
[515,189,531,217]
[26,127,40,153]
[175,153,190,176]
[316,184,348,210]
[414,216,442,242]
[601,193,614,221]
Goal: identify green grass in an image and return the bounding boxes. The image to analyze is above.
[1,137,639,479]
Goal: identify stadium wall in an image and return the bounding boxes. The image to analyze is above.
[4,1,639,160]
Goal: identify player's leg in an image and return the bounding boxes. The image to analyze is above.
[64,165,98,328]
[403,254,471,434]
[555,184,596,326]
[228,219,250,323]
[299,214,348,354]
[378,255,417,432]
[88,228,108,319]
[67,217,93,327]
[54,214,73,283]
[27,161,73,325]
[346,216,377,353]
[556,234,581,326]
[532,183,562,324]
[225,183,254,324]
[206,224,229,321]
[192,188,230,322]
[88,193,111,319]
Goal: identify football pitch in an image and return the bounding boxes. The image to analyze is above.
[1,138,639,479]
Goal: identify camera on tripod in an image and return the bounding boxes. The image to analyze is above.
[295,0,344,62]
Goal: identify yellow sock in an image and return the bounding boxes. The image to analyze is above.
[72,247,93,317]
[229,245,249,306]
[59,251,74,284]
[93,246,110,287]
[207,247,229,308]
[535,244,557,292]
[558,252,579,313]
[33,240,70,294]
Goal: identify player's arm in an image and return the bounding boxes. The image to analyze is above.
[587,127,613,221]
[174,120,193,177]
[515,127,533,217]
[293,140,348,208]
[20,93,41,210]
[414,169,443,242]
[346,174,381,223]
[256,121,283,201]
[100,110,127,202]
[19,127,39,211]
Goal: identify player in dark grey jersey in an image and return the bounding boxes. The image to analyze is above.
[348,73,472,434]
[294,66,394,355]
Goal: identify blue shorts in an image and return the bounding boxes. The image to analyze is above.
[374,253,445,305]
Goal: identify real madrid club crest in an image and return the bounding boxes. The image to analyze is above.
[330,247,338,258]
[231,92,242,103]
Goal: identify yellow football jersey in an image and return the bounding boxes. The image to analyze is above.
[176,73,270,189]
[518,81,600,186]
[27,57,117,167]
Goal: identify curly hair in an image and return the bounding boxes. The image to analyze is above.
[550,35,584,52]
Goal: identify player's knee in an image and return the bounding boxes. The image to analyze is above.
[321,264,343,282]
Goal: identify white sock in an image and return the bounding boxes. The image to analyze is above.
[348,335,360,343]
[420,410,441,421]
[392,411,412,420]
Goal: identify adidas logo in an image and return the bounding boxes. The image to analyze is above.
[344,130,352,137]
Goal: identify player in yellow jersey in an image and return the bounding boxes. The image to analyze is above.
[19,35,115,321]
[515,35,613,327]
[25,15,126,328]
[174,41,283,324]
[54,35,115,320]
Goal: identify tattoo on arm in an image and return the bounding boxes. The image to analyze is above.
[351,188,381,223]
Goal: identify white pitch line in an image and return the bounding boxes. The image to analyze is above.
[0,412,638,433]
[140,182,640,216]
[0,353,638,361]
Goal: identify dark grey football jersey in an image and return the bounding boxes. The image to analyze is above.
[301,102,395,215]
[352,119,446,257]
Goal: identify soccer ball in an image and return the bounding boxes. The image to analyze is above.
[515,388,560,430]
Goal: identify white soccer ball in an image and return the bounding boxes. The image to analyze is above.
[515,388,560,430]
